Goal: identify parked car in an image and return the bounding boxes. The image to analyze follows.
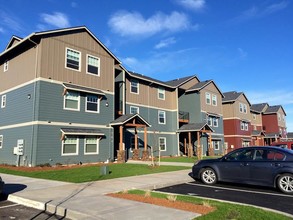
[271,141,293,150]
[191,146,293,194]
[0,176,4,194]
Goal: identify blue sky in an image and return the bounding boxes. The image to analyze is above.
[1,0,293,131]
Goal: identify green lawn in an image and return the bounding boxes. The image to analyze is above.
[0,163,190,183]
[124,190,291,220]
[159,156,221,163]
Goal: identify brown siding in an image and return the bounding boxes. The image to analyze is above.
[0,47,36,92]
[223,94,251,121]
[126,78,177,110]
[179,77,199,90]
[201,83,223,115]
[39,31,115,92]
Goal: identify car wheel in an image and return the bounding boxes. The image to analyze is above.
[277,173,293,194]
[200,168,217,185]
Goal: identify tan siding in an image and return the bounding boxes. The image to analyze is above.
[179,78,199,90]
[39,32,115,92]
[222,103,235,118]
[201,83,223,115]
[223,94,251,121]
[0,48,36,92]
[277,108,286,127]
[251,113,262,128]
[126,79,176,110]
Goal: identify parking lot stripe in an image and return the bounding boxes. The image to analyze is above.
[0,203,20,209]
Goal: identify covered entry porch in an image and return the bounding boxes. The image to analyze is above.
[110,114,151,163]
[178,122,214,158]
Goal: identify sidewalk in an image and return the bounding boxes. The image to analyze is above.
[1,162,198,220]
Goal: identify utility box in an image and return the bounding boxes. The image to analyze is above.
[100,165,109,176]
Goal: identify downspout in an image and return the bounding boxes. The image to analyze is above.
[28,37,38,167]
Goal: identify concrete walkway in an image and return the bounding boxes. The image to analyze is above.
[1,162,198,220]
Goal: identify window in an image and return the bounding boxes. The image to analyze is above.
[278,113,281,121]
[158,110,166,124]
[0,135,3,148]
[239,103,247,113]
[242,141,250,147]
[241,121,249,131]
[158,87,165,100]
[213,140,220,150]
[159,137,166,151]
[84,137,99,154]
[87,55,100,75]
[226,148,254,161]
[243,104,247,113]
[282,115,285,122]
[66,48,81,71]
[213,118,218,127]
[207,116,212,126]
[86,94,99,113]
[130,106,139,114]
[4,61,8,72]
[205,92,211,105]
[1,95,6,108]
[62,136,78,155]
[267,150,285,161]
[130,80,139,94]
[239,103,243,113]
[64,91,80,110]
[212,94,217,106]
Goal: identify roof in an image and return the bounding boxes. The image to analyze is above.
[263,105,286,115]
[185,80,224,97]
[164,75,199,87]
[110,114,151,127]
[250,103,269,113]
[251,130,265,136]
[5,35,23,50]
[222,91,251,105]
[61,128,104,136]
[127,71,174,88]
[177,122,214,132]
[0,26,121,65]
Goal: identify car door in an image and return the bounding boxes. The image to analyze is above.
[217,148,253,183]
[250,149,286,186]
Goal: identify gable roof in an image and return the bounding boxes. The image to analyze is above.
[110,114,151,127]
[128,71,174,88]
[177,122,214,132]
[0,26,121,65]
[186,80,224,97]
[165,75,199,87]
[222,91,251,106]
[5,35,23,50]
[250,103,269,113]
[263,105,286,115]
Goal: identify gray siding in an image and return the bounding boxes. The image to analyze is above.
[179,92,201,123]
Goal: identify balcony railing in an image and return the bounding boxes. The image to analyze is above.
[179,111,189,123]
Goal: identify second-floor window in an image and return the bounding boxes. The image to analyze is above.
[212,94,217,106]
[158,110,166,124]
[206,92,211,105]
[213,118,218,127]
[4,61,8,72]
[283,115,285,122]
[86,94,99,113]
[130,80,139,94]
[213,140,220,150]
[1,95,6,108]
[278,113,281,121]
[239,103,247,113]
[207,116,218,127]
[130,106,139,114]
[64,91,80,111]
[66,48,81,71]
[87,55,100,75]
[241,121,249,131]
[158,87,165,100]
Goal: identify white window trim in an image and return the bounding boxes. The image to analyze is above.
[212,94,217,106]
[130,80,139,94]
[243,104,247,114]
[85,94,100,113]
[159,137,167,151]
[213,118,219,127]
[63,91,80,111]
[86,54,100,76]
[1,95,6,108]
[0,135,3,148]
[239,103,243,113]
[84,137,100,155]
[158,87,165,100]
[213,140,220,150]
[206,92,211,105]
[61,137,79,156]
[158,110,166,124]
[65,47,81,72]
[130,106,139,114]
[4,61,8,72]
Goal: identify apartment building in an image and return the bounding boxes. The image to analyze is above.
[222,91,251,151]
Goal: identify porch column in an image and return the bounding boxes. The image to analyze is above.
[132,127,140,160]
[188,132,193,157]
[142,126,149,161]
[197,131,202,160]
[117,125,125,163]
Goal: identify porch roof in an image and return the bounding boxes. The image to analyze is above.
[177,122,214,133]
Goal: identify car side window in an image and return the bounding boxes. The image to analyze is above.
[267,150,285,161]
[226,149,254,161]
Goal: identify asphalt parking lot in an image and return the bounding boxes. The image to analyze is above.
[0,194,68,220]
[156,181,293,216]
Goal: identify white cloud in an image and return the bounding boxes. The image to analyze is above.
[0,10,23,32]
[155,37,176,49]
[0,27,4,33]
[108,11,192,37]
[40,12,70,28]
[237,48,247,59]
[246,90,293,106]
[176,0,206,11]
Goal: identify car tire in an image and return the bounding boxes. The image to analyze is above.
[200,168,217,185]
[277,173,293,194]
